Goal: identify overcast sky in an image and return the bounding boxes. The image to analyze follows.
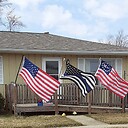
[7,0,128,42]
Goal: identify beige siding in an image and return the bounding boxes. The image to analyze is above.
[3,54,23,84]
[1,53,128,96]
[1,54,42,86]
[3,54,128,84]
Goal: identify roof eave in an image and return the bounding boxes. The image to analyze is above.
[0,49,127,55]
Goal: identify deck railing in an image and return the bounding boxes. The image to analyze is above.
[5,83,126,111]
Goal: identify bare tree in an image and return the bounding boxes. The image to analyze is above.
[0,0,25,31]
[3,9,25,31]
[105,30,128,47]
[0,0,8,25]
[115,30,128,47]
[0,0,11,15]
[0,0,10,6]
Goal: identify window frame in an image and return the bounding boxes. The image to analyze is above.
[42,57,62,81]
[78,58,122,86]
[78,58,122,75]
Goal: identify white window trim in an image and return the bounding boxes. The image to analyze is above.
[42,57,61,72]
[42,57,62,95]
[42,57,62,81]
[115,58,122,77]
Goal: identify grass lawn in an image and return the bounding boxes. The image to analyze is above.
[0,114,82,128]
[2,112,128,127]
[89,113,128,124]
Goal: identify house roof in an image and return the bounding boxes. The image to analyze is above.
[0,31,128,55]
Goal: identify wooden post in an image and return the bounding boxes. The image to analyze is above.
[54,91,59,115]
[88,91,92,115]
[13,83,18,116]
[122,71,126,113]
[122,97,125,113]
[9,84,13,113]
[77,86,80,105]
[5,84,9,112]
[109,91,112,107]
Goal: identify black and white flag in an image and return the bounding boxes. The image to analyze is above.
[60,61,96,96]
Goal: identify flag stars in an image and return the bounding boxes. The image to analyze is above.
[66,64,82,75]
[100,61,112,75]
[23,58,39,78]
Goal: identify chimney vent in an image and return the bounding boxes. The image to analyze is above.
[44,32,49,34]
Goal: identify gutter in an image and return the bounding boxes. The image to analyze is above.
[0,48,128,55]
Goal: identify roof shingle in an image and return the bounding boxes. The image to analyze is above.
[0,31,128,55]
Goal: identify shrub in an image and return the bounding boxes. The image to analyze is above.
[0,93,5,110]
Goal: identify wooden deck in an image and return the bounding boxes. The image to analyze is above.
[14,103,55,115]
[5,83,128,115]
[14,103,124,115]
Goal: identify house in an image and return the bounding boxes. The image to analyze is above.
[0,31,128,98]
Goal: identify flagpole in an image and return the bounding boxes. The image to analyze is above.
[14,55,24,84]
[122,70,126,113]
[56,58,67,115]
[99,57,101,65]
[58,58,66,78]
[13,55,24,116]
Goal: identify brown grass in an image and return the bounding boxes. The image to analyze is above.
[0,114,82,128]
[89,113,128,124]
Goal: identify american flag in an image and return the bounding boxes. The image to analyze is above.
[19,57,60,101]
[95,60,128,98]
[60,62,96,96]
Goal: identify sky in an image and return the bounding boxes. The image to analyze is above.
[6,0,128,42]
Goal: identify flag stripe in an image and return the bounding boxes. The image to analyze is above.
[96,73,125,98]
[97,69,127,95]
[35,75,55,94]
[20,68,52,98]
[81,73,95,89]
[36,73,58,92]
[21,68,53,96]
[20,69,50,101]
[61,76,87,96]
[38,70,59,90]
[110,69,128,90]
[20,73,50,101]
[60,62,96,96]
[83,74,96,85]
[95,60,128,98]
[96,70,126,97]
[109,73,128,92]
[19,57,60,101]
[38,70,60,87]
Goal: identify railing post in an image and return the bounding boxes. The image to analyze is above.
[9,84,13,113]
[109,91,112,107]
[88,91,92,115]
[13,83,18,116]
[122,97,125,113]
[5,84,9,112]
[77,86,80,105]
[54,90,59,115]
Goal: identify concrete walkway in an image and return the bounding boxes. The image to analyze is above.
[61,115,128,128]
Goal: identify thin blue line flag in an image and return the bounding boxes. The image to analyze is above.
[60,60,96,96]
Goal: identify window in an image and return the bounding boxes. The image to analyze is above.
[0,56,3,84]
[42,58,62,80]
[78,58,122,85]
